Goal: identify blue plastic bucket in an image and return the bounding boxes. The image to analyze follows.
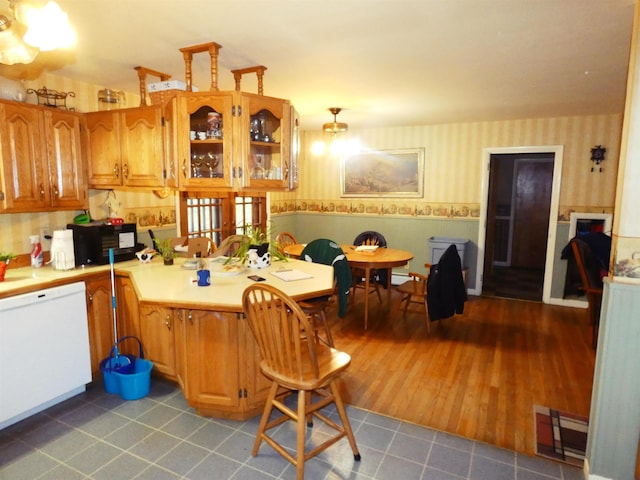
[99,355,133,394]
[100,336,147,397]
[115,358,153,400]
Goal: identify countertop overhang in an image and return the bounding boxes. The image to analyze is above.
[0,257,335,310]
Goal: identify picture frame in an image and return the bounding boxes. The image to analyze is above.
[340,148,425,198]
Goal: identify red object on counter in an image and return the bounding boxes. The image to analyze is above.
[108,218,124,225]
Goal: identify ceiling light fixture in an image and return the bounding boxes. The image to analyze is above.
[0,0,75,65]
[322,107,348,135]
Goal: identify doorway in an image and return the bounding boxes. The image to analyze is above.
[475,146,563,303]
[482,154,553,301]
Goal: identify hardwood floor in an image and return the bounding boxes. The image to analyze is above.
[329,288,596,457]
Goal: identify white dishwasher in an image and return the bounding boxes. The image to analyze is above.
[0,281,92,430]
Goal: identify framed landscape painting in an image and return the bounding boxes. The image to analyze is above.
[341,148,424,198]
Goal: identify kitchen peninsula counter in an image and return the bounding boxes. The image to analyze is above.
[115,257,335,420]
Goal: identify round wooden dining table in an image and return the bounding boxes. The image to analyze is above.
[284,243,414,329]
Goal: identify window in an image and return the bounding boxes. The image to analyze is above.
[179,192,266,246]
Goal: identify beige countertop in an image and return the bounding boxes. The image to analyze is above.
[0,257,334,310]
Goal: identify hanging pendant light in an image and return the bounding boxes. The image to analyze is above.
[0,8,38,64]
[322,107,348,135]
[0,0,75,65]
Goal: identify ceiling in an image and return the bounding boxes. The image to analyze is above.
[0,0,635,131]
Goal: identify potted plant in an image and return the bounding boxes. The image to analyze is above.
[0,252,16,282]
[226,225,287,268]
[153,238,175,265]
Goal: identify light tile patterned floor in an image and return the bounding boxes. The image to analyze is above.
[0,380,584,479]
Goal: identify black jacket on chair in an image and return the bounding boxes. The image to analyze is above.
[426,244,467,321]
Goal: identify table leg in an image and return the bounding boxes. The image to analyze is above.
[364,267,370,329]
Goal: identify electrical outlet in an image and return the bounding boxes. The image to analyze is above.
[40,226,52,251]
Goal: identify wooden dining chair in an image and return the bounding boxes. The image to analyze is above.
[570,238,604,348]
[298,239,352,346]
[186,236,215,258]
[211,234,248,258]
[396,272,430,333]
[351,231,387,304]
[242,284,361,480]
[276,231,298,255]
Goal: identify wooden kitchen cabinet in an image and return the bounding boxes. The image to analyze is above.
[85,273,115,379]
[0,99,87,212]
[181,309,241,416]
[111,273,269,419]
[139,304,177,378]
[86,105,167,188]
[177,91,298,192]
[115,274,141,342]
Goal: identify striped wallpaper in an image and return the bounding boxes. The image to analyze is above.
[272,113,622,218]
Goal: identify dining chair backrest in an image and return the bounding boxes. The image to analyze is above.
[570,237,604,348]
[212,234,248,258]
[353,231,389,288]
[353,231,387,248]
[301,239,352,317]
[187,236,215,258]
[570,238,604,292]
[276,232,298,254]
[243,283,319,383]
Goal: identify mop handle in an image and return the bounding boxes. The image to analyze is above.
[109,248,119,356]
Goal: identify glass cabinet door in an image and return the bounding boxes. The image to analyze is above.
[240,94,291,190]
[180,94,233,189]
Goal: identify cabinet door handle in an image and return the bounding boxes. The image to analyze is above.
[188,310,193,324]
[39,184,45,197]
[182,159,187,178]
[122,163,129,179]
[165,314,171,331]
[87,293,93,302]
[52,185,59,197]
[113,163,120,178]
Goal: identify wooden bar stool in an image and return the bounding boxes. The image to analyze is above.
[179,41,222,92]
[242,284,361,480]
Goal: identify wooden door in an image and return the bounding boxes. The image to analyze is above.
[44,109,87,210]
[241,93,291,191]
[85,110,122,187]
[163,97,179,189]
[241,318,271,412]
[0,102,48,212]
[184,309,240,411]
[511,160,553,269]
[85,275,115,378]
[120,105,166,187]
[115,275,141,341]
[180,93,234,190]
[139,304,176,378]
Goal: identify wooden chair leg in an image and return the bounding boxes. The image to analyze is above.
[317,310,334,348]
[329,381,361,461]
[296,390,307,480]
[253,381,279,456]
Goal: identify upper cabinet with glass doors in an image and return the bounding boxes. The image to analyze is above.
[177,91,297,192]
[178,92,234,190]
